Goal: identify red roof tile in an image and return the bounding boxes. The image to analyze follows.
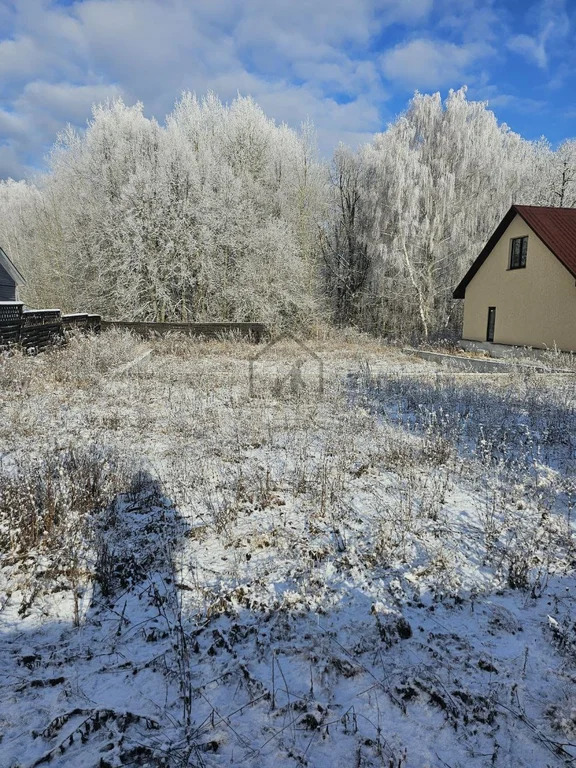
[453,205,576,299]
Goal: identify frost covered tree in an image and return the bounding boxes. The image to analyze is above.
[0,180,49,308]
[544,139,576,207]
[2,94,328,327]
[351,88,552,338]
[0,87,573,338]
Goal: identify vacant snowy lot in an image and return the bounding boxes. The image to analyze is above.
[0,331,575,768]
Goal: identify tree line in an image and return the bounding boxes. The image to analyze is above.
[1,87,575,339]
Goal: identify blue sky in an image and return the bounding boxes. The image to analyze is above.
[0,0,575,179]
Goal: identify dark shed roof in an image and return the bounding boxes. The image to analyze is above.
[0,247,25,286]
[453,205,576,299]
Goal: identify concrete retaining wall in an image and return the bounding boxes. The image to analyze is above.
[402,348,550,373]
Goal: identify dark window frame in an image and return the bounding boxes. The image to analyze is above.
[509,236,528,270]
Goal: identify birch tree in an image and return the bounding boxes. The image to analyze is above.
[355,88,551,338]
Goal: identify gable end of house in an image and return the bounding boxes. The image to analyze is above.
[453,205,576,299]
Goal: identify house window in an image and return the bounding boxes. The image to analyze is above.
[509,236,528,269]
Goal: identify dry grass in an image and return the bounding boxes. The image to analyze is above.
[1,329,575,767]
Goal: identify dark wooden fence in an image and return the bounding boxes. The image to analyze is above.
[101,320,267,341]
[0,302,101,353]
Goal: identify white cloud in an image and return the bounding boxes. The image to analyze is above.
[0,0,403,178]
[0,81,123,180]
[0,0,530,179]
[0,145,33,180]
[474,86,546,114]
[0,109,30,139]
[381,38,490,89]
[508,33,548,69]
[18,82,124,123]
[507,0,570,69]
[0,36,47,80]
[437,0,500,41]
[255,84,382,150]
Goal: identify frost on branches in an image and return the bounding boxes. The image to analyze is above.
[1,87,576,337]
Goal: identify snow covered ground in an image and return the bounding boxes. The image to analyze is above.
[0,331,575,768]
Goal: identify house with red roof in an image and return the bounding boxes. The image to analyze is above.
[453,205,576,352]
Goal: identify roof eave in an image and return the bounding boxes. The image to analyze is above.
[452,284,466,300]
[0,247,26,285]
